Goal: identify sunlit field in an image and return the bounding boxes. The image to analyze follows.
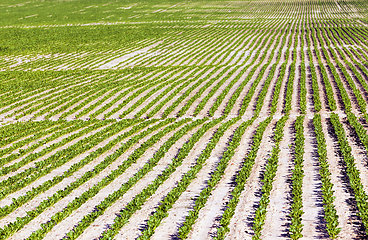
[1,0,368,239]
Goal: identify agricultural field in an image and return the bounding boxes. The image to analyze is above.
[1,0,368,239]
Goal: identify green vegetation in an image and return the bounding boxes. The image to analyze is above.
[1,0,368,239]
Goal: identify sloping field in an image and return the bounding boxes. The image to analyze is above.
[1,0,368,239]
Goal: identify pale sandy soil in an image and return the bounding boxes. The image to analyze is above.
[92,72,159,120]
[211,66,247,118]
[261,118,294,239]
[301,117,329,239]
[114,123,217,239]
[187,118,263,239]
[0,124,101,183]
[321,116,366,239]
[195,67,238,117]
[97,41,163,69]
[234,28,283,118]
[8,121,174,239]
[226,118,276,239]
[150,121,240,239]
[0,75,95,120]
[46,122,204,240]
[127,68,199,119]
[341,118,368,193]
[3,9,368,240]
[108,70,185,119]
[319,33,362,115]
[273,23,295,117]
[0,124,71,165]
[181,67,228,117]
[0,124,137,229]
[49,90,101,120]
[153,67,217,118]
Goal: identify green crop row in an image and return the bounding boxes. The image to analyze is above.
[0,118,178,239]
[289,116,305,239]
[313,114,340,238]
[252,115,288,239]
[330,113,368,234]
[215,117,272,239]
